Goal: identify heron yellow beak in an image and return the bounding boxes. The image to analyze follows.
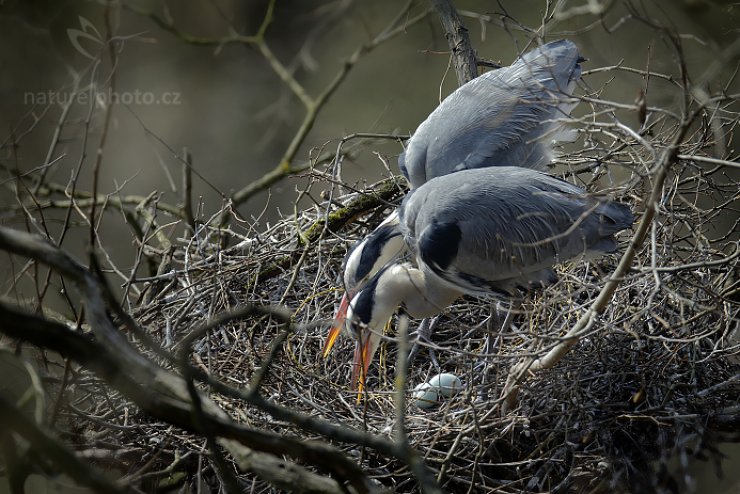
[350,318,392,403]
[351,332,374,401]
[322,293,350,358]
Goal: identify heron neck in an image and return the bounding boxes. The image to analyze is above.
[376,264,461,322]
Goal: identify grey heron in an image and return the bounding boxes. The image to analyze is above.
[344,166,634,390]
[324,40,585,356]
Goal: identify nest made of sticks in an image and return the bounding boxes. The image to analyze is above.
[60,119,739,493]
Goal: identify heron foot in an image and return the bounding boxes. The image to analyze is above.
[408,316,441,370]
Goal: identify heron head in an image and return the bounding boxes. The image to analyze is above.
[344,286,384,393]
[324,263,409,395]
[324,218,404,359]
[340,264,421,392]
[320,240,380,360]
[321,284,383,393]
[320,260,381,362]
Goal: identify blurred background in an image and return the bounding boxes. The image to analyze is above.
[2,0,738,226]
[0,1,738,491]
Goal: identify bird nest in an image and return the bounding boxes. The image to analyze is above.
[59,138,739,493]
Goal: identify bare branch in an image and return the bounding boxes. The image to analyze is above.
[429,0,478,84]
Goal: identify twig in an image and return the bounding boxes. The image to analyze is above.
[429,0,479,84]
[182,148,196,231]
[0,395,128,494]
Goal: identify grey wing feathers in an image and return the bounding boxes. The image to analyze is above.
[401,40,583,189]
[402,167,633,295]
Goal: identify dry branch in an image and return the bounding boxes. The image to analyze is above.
[430,0,479,84]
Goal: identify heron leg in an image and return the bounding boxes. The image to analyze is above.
[477,300,518,401]
[408,316,440,370]
[477,302,505,364]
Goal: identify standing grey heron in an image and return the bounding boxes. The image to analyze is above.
[344,166,634,390]
[323,40,584,356]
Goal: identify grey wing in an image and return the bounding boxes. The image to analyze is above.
[403,40,582,189]
[402,167,633,295]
